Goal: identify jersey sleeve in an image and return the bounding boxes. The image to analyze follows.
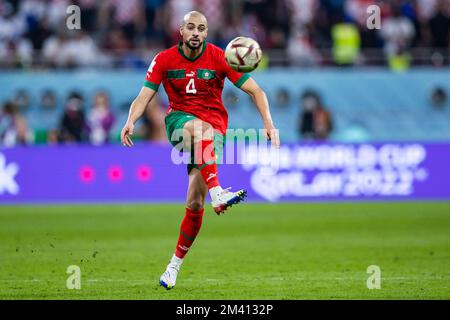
[144,52,164,91]
[218,49,251,88]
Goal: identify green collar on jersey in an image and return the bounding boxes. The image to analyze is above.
[178,41,207,62]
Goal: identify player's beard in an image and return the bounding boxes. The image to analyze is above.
[186,38,202,51]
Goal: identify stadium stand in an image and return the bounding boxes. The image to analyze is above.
[1,69,449,143]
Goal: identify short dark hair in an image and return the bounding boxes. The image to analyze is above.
[3,101,18,114]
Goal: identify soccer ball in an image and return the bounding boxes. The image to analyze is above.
[225,36,262,73]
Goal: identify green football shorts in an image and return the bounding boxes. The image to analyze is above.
[164,110,224,173]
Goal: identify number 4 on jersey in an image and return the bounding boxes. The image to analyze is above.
[186,78,197,94]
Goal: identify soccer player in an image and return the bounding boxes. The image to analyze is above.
[120,11,279,289]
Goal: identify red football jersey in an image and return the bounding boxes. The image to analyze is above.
[144,41,251,135]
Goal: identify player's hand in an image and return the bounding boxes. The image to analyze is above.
[121,121,135,147]
[264,122,280,148]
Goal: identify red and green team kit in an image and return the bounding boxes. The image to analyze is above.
[144,41,250,159]
[143,41,251,261]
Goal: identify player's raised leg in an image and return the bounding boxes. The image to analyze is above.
[184,118,246,214]
[160,168,207,289]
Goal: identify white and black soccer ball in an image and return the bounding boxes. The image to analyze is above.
[225,36,262,73]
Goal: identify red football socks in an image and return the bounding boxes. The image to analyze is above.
[195,139,220,189]
[175,207,204,259]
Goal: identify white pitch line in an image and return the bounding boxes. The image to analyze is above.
[0,277,448,283]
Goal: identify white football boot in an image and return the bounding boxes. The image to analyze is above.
[159,255,183,290]
[210,186,247,215]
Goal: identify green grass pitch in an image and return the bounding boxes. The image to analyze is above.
[0,202,449,299]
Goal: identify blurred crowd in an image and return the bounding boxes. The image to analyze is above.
[0,86,338,146]
[299,90,333,140]
[2,83,449,146]
[0,0,449,69]
[0,89,168,146]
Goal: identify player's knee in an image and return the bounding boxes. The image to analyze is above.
[200,122,214,140]
[201,121,213,131]
[187,199,204,212]
[188,119,213,140]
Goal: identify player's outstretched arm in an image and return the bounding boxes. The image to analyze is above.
[121,86,157,147]
[239,78,280,148]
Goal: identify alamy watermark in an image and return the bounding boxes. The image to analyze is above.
[66,5,81,30]
[367,5,381,30]
[66,265,81,290]
[366,265,381,289]
[169,125,280,174]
